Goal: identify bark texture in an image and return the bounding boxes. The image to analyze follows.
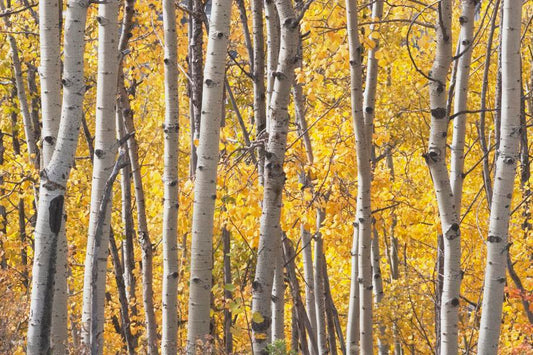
[185,0,232,349]
[161,0,180,350]
[478,0,522,353]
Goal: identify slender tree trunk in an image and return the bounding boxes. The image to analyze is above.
[222,228,233,354]
[119,81,159,354]
[1,0,39,168]
[38,0,61,166]
[345,0,373,352]
[185,0,231,349]
[264,0,280,134]
[252,0,266,183]
[283,237,316,355]
[450,0,476,214]
[81,0,121,351]
[478,0,500,208]
[302,225,318,349]
[116,0,138,326]
[478,0,522,353]
[250,0,298,351]
[26,0,90,352]
[43,0,69,343]
[372,227,388,355]
[161,0,180,350]
[424,0,461,353]
[314,210,327,354]
[109,229,135,354]
[346,227,359,354]
[188,0,203,177]
[272,237,285,342]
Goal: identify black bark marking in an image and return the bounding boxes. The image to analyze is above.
[431,107,447,119]
[49,195,64,234]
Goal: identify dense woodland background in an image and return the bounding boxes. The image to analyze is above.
[0,0,532,353]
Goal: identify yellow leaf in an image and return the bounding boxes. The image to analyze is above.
[252,311,264,324]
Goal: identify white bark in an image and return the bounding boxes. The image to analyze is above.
[252,0,266,183]
[425,1,461,353]
[37,0,68,349]
[371,227,388,355]
[346,227,359,354]
[185,0,231,349]
[314,210,327,354]
[80,1,120,352]
[478,0,522,353]
[264,0,280,135]
[450,0,476,214]
[27,0,90,352]
[345,0,373,352]
[251,0,298,351]
[39,0,62,164]
[271,237,285,342]
[161,0,180,351]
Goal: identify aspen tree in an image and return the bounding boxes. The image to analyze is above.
[264,0,280,134]
[27,0,90,352]
[478,0,523,352]
[450,0,476,213]
[251,0,298,351]
[271,238,285,342]
[346,0,373,352]
[185,0,232,349]
[38,0,70,348]
[161,0,180,349]
[252,0,266,183]
[424,0,460,353]
[81,0,121,351]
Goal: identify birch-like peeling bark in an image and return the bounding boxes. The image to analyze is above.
[424,1,461,353]
[27,0,90,352]
[161,0,180,350]
[81,1,121,351]
[185,0,231,349]
[251,0,298,351]
[478,0,522,353]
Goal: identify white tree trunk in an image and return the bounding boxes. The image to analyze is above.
[478,0,522,353]
[345,0,373,352]
[251,0,298,351]
[264,0,280,135]
[371,227,388,355]
[271,237,285,342]
[161,0,180,351]
[80,0,120,351]
[37,0,67,348]
[251,0,266,184]
[450,0,476,214]
[27,0,90,352]
[346,227,359,354]
[185,0,231,350]
[425,1,460,353]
